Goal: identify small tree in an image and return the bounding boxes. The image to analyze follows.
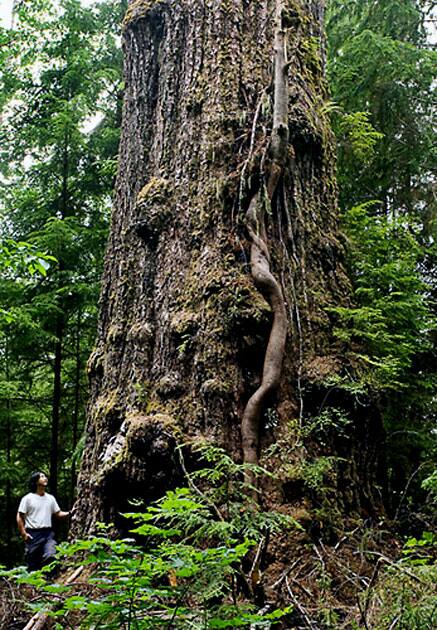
[0,0,124,563]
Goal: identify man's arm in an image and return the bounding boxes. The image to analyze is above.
[16,512,32,541]
[52,494,73,520]
[53,510,71,520]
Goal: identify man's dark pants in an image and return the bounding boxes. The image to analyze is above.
[25,528,57,571]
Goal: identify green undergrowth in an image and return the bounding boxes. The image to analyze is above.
[1,443,295,629]
[365,533,437,629]
[329,201,433,393]
[1,446,436,628]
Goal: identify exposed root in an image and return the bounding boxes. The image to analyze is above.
[241,0,289,483]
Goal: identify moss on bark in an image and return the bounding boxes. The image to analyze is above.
[73,0,383,540]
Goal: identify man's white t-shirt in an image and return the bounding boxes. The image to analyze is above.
[18,492,60,529]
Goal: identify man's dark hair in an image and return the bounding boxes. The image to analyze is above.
[28,471,46,493]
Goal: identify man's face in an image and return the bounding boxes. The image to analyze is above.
[37,473,48,487]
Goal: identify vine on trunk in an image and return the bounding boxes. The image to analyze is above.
[241,0,289,481]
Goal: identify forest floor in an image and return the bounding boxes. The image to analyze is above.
[1,520,435,629]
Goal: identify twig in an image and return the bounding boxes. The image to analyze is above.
[354,550,426,585]
[250,603,273,630]
[334,526,361,551]
[334,560,369,588]
[284,576,316,629]
[394,463,426,522]
[288,574,313,600]
[362,557,383,624]
[312,543,326,572]
[177,447,224,522]
[321,545,369,588]
[64,565,84,584]
[270,558,300,589]
[249,535,266,591]
[165,584,191,630]
[356,595,370,630]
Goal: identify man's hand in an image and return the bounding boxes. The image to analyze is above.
[54,505,76,519]
[17,512,31,542]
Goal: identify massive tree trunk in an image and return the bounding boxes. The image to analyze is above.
[73,0,383,537]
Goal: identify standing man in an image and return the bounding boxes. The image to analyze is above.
[16,471,71,572]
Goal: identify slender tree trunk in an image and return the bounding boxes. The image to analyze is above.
[50,131,69,496]
[5,403,12,547]
[74,0,383,537]
[71,306,82,501]
[50,313,63,497]
[5,337,12,548]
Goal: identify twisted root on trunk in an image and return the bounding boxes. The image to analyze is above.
[241,0,290,487]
